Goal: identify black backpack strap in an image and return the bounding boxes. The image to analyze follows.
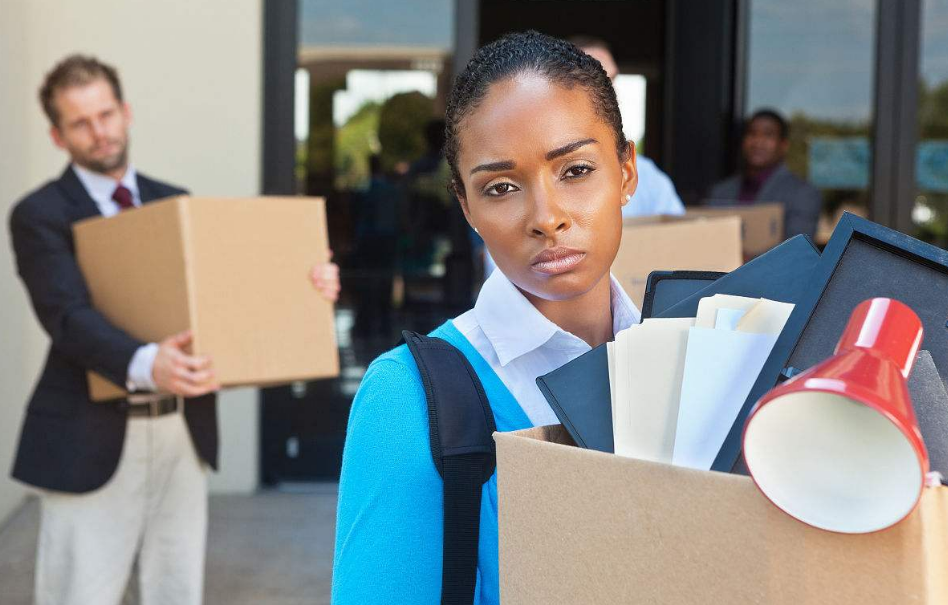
[402,330,497,605]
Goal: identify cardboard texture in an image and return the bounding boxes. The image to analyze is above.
[689,203,784,257]
[612,216,743,306]
[75,196,339,401]
[496,425,947,605]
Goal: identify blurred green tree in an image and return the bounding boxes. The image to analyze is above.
[335,101,381,190]
[919,78,948,138]
[307,78,346,193]
[377,91,434,173]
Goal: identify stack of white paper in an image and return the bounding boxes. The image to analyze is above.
[609,295,794,470]
[612,318,694,463]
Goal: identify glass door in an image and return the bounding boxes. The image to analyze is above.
[911,0,948,246]
[745,0,877,245]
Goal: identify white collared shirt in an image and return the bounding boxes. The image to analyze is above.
[72,163,142,217]
[72,163,158,392]
[453,269,640,425]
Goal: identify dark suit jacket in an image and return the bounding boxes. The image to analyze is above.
[9,166,218,494]
[707,163,823,239]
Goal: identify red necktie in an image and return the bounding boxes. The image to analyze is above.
[112,185,134,210]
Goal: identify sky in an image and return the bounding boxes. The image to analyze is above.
[298,0,948,125]
[299,0,453,49]
[747,0,948,122]
[921,0,948,87]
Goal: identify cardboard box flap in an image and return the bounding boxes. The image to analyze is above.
[612,215,742,307]
[75,196,192,343]
[185,197,337,385]
[76,196,192,401]
[622,214,694,227]
[688,202,785,257]
[74,196,339,401]
[920,487,948,599]
[495,425,948,604]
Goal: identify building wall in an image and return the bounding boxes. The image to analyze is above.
[0,0,264,526]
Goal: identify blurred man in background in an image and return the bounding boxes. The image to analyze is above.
[9,54,221,605]
[8,54,340,605]
[708,108,822,238]
[571,36,685,218]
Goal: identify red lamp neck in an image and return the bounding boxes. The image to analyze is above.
[834,298,924,379]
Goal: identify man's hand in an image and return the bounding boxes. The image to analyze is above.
[152,330,220,397]
[310,251,341,302]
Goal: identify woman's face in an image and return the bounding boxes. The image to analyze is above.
[456,73,637,302]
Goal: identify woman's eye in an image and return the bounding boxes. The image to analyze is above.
[564,164,595,179]
[484,182,518,197]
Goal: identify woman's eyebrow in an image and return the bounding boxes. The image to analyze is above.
[468,138,598,175]
[470,160,515,175]
[545,138,598,160]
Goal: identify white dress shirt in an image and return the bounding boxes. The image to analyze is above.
[72,163,143,217]
[453,268,640,426]
[623,156,685,219]
[72,163,159,392]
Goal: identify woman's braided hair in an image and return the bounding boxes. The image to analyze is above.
[444,30,627,197]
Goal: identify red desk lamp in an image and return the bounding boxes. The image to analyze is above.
[743,298,929,533]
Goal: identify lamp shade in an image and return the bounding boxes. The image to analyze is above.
[742,298,928,533]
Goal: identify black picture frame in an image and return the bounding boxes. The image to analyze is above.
[712,212,948,472]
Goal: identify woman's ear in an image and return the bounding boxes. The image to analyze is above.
[620,141,638,204]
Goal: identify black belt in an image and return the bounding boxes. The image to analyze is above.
[121,395,182,418]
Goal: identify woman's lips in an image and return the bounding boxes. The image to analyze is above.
[531,246,586,275]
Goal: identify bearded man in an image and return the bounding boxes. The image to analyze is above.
[8,54,339,605]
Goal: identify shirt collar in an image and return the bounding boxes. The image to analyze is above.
[474,269,641,367]
[72,163,139,206]
[610,275,641,333]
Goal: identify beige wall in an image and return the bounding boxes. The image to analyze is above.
[0,0,264,525]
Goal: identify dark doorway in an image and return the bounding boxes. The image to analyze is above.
[259,0,462,484]
[478,0,668,163]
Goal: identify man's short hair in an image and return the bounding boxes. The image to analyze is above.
[39,54,123,126]
[567,35,611,53]
[746,108,789,140]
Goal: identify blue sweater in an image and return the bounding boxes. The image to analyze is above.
[332,321,534,604]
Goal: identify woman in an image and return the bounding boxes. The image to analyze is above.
[333,31,639,604]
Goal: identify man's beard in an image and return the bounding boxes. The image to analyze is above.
[75,137,130,175]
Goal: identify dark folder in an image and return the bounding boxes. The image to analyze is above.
[536,344,613,453]
[656,234,821,319]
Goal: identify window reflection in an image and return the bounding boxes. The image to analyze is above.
[746,0,876,244]
[913,0,948,245]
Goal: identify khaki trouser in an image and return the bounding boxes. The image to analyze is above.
[34,410,207,605]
